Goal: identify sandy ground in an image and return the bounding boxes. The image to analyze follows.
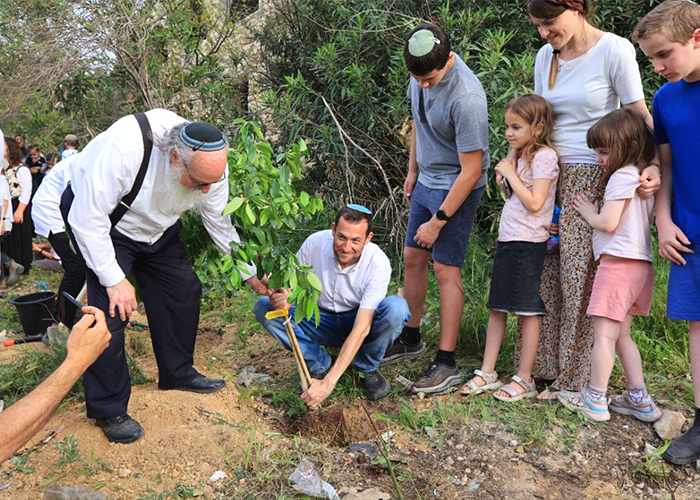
[1,315,700,499]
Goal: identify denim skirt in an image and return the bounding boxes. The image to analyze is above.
[487,240,547,315]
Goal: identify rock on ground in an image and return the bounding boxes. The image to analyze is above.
[654,411,686,440]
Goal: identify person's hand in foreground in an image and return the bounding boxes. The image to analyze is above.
[0,308,110,463]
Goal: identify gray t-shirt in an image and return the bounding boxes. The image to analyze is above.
[408,54,490,190]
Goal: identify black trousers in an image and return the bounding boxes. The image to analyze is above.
[60,186,202,419]
[2,198,33,271]
[48,230,86,328]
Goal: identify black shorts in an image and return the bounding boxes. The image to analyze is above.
[487,241,547,316]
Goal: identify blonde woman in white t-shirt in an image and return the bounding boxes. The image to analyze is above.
[515,0,661,400]
[559,108,662,423]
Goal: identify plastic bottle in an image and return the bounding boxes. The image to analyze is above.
[546,205,561,254]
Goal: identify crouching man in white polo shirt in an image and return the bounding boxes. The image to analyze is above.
[254,205,410,408]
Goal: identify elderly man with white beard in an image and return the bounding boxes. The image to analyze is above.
[60,109,270,444]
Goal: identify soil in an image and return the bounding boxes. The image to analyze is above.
[2,301,700,499]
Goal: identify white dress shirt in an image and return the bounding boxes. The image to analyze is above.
[0,175,13,232]
[32,154,75,238]
[16,167,32,205]
[68,108,253,288]
[296,230,391,313]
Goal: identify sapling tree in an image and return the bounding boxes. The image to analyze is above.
[221,119,324,324]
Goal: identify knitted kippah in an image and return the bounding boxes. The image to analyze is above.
[179,122,226,152]
[346,203,372,214]
[408,29,440,57]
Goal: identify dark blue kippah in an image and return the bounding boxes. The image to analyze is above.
[180,122,226,152]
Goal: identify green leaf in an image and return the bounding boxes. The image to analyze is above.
[306,272,323,292]
[300,192,309,206]
[245,202,256,224]
[222,196,245,216]
[260,208,269,226]
[298,138,308,153]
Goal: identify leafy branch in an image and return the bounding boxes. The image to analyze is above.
[222,119,324,324]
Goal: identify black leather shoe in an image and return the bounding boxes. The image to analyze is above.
[95,413,145,444]
[662,426,700,465]
[159,373,226,394]
[363,370,391,401]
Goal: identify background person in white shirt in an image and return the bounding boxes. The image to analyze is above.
[60,109,270,444]
[60,134,79,160]
[32,154,84,326]
[254,205,410,409]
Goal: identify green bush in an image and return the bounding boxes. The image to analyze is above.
[254,0,666,247]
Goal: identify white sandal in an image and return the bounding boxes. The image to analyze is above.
[493,375,537,402]
[460,369,503,396]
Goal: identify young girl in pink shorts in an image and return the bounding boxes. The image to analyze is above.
[558,108,662,423]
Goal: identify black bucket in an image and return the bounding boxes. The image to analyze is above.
[11,291,57,336]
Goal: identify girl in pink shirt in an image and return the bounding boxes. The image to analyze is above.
[559,108,662,423]
[461,94,559,401]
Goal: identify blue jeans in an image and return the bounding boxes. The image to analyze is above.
[254,295,410,375]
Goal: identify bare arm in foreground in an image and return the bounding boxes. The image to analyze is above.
[0,308,111,463]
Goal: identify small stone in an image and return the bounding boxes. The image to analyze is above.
[186,461,195,468]
[455,443,464,450]
[464,469,471,475]
[696,460,700,471]
[457,456,465,462]
[510,440,518,447]
[569,452,583,462]
[654,411,686,440]
[424,426,438,438]
[644,443,658,456]
[634,488,643,495]
[445,457,454,466]
[192,488,204,497]
[118,468,132,478]
[636,483,644,489]
[208,470,227,483]
[628,452,641,458]
[418,392,426,400]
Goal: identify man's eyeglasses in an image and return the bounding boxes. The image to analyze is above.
[180,157,226,190]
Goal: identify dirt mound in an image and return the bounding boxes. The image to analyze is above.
[1,382,256,499]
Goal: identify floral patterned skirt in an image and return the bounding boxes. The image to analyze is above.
[514,162,604,391]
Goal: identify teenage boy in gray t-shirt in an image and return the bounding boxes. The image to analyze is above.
[384,23,489,394]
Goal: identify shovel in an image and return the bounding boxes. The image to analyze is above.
[265,307,312,391]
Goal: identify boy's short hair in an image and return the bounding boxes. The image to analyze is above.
[64,134,79,147]
[633,0,700,44]
[335,205,373,236]
[403,23,451,76]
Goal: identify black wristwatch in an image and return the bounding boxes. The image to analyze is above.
[436,209,451,222]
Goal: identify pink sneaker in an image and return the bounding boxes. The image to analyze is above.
[558,390,610,422]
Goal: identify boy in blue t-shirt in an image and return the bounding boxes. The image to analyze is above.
[635,0,700,466]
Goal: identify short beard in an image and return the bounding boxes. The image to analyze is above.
[156,164,206,217]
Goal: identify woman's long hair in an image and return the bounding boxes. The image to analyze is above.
[527,0,594,89]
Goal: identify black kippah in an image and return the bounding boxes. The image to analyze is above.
[180,122,226,151]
